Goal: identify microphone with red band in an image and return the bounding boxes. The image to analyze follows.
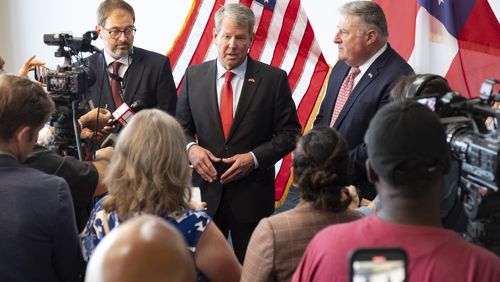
[108,100,145,126]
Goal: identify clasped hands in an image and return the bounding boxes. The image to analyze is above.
[188,145,255,184]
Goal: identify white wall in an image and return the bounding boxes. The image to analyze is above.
[0,0,499,73]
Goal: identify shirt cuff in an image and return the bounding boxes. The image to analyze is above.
[250,151,259,169]
[186,142,197,151]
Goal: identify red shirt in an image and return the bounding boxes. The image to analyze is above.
[293,215,500,282]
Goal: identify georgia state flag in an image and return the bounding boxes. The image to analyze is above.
[375,0,500,98]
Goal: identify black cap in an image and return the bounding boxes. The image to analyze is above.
[365,100,450,185]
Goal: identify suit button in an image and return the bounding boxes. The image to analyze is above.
[224,146,229,151]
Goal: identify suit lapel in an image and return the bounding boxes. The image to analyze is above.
[123,47,145,105]
[227,57,259,141]
[94,54,115,111]
[206,61,225,141]
[334,48,391,127]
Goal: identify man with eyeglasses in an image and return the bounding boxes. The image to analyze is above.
[85,0,177,120]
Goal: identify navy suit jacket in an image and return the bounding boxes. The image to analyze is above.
[315,46,413,198]
[0,154,82,281]
[85,47,177,115]
[176,56,301,222]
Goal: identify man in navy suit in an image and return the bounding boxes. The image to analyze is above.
[176,3,301,263]
[0,74,82,281]
[314,1,413,199]
[86,0,177,115]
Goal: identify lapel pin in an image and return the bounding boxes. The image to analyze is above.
[248,78,256,83]
[368,73,373,78]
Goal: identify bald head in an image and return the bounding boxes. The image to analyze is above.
[85,215,196,282]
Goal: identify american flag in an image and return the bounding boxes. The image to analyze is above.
[374,0,500,98]
[167,0,330,206]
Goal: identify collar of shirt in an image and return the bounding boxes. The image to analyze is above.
[216,57,247,80]
[353,43,388,87]
[215,57,248,114]
[0,150,17,161]
[103,48,133,78]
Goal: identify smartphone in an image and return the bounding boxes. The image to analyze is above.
[34,65,50,84]
[349,248,407,282]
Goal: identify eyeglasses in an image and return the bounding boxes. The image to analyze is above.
[101,26,136,39]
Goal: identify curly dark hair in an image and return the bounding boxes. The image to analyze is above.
[293,126,352,212]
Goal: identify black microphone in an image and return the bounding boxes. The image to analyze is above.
[108,100,145,126]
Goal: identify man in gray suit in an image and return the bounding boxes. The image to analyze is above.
[176,3,301,263]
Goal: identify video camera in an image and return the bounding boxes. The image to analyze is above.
[427,79,500,255]
[43,31,99,160]
[43,31,98,95]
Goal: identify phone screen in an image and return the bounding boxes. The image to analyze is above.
[34,65,50,84]
[350,248,407,282]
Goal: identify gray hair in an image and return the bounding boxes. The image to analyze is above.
[97,0,135,26]
[341,1,388,40]
[214,3,255,35]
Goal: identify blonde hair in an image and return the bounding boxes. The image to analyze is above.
[103,109,190,220]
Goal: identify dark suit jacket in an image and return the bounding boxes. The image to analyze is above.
[0,154,83,281]
[24,144,98,232]
[315,46,413,198]
[86,47,177,115]
[176,56,301,223]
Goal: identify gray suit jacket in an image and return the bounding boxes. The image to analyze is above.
[176,56,301,222]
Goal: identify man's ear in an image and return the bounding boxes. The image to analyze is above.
[96,25,102,38]
[366,159,379,184]
[15,125,32,144]
[365,28,377,45]
[212,27,218,42]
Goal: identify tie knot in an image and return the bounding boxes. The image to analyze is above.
[225,71,234,81]
[350,67,361,77]
[112,61,122,73]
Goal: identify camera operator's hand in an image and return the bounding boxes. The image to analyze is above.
[18,55,45,78]
[79,108,112,132]
[100,125,116,135]
[80,128,104,140]
[95,146,113,163]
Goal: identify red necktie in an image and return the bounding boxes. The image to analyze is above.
[220,71,234,140]
[330,67,361,126]
[111,61,123,108]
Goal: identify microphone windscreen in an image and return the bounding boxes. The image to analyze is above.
[130,100,145,112]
